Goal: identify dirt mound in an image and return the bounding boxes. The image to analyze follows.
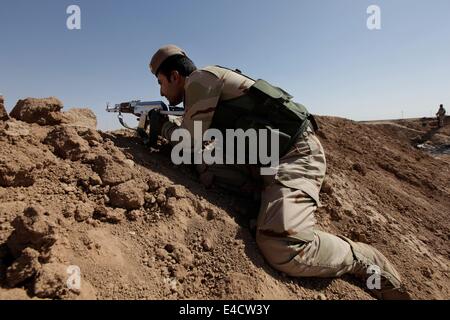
[362,118,450,158]
[44,126,91,161]
[0,121,56,187]
[0,97,448,300]
[62,108,97,130]
[8,98,96,130]
[3,204,96,299]
[10,97,64,126]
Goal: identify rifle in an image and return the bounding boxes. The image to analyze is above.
[106,100,184,147]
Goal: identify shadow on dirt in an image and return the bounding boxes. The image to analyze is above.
[411,122,450,155]
[412,126,441,144]
[105,130,369,298]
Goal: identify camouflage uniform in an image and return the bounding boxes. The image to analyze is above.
[436,105,446,128]
[0,95,9,121]
[151,49,409,299]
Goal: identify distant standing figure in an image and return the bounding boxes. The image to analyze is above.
[436,104,446,128]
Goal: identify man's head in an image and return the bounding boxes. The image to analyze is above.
[149,45,197,106]
[440,104,444,108]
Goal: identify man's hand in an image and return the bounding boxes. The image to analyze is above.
[152,111,169,135]
[147,111,169,148]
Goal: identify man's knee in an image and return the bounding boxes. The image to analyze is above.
[256,230,355,278]
[255,232,303,275]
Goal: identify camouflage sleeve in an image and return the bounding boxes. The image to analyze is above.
[159,70,223,151]
[161,120,179,141]
[182,70,223,137]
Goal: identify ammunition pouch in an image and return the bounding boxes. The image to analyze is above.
[210,79,317,163]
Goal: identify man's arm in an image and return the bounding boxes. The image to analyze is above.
[160,70,223,150]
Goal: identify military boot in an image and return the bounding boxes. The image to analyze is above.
[342,237,412,300]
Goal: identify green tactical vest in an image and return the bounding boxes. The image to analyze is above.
[210,75,318,162]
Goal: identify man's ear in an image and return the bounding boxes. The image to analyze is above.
[170,70,181,83]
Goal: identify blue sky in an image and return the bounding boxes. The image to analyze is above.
[1,0,449,130]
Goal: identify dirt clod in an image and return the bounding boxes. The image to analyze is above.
[6,247,41,287]
[10,97,63,126]
[109,180,145,210]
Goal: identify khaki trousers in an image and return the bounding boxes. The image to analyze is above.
[197,131,394,280]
